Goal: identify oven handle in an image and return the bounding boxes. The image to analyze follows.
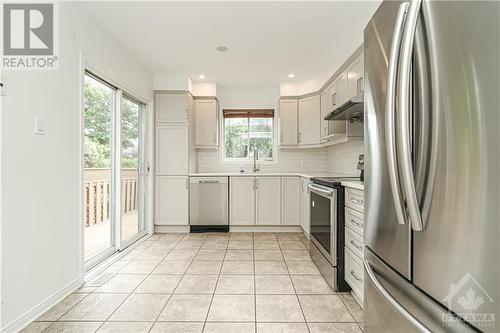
[308,183,334,197]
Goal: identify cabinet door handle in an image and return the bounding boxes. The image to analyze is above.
[255,179,259,190]
[350,240,363,251]
[332,93,337,107]
[351,197,364,204]
[185,178,189,189]
[185,109,189,120]
[350,219,364,228]
[350,270,363,282]
[298,132,302,143]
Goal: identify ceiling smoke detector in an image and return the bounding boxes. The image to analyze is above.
[216,46,228,52]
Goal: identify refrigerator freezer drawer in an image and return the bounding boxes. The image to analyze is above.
[364,248,475,333]
[345,247,364,299]
[345,188,364,213]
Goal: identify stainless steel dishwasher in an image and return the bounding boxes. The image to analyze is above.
[189,177,229,232]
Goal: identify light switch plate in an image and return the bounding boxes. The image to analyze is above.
[34,117,46,135]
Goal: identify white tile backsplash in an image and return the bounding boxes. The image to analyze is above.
[197,138,364,175]
[197,148,328,173]
[326,138,364,176]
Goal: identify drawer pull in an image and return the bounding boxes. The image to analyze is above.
[351,197,364,204]
[350,240,363,251]
[350,219,364,228]
[350,270,363,282]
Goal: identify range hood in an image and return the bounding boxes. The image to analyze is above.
[324,91,364,121]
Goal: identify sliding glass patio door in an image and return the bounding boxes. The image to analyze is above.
[120,95,146,247]
[83,71,147,268]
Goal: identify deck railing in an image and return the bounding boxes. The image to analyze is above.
[84,168,138,227]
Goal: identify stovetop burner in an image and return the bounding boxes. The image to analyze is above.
[311,176,360,188]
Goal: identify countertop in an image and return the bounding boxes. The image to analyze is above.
[341,180,364,190]
[189,172,356,179]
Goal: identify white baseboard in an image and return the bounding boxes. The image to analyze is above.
[154,225,190,233]
[2,277,83,333]
[230,225,302,233]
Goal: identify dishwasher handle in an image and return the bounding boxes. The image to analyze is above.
[189,177,229,184]
[199,180,219,184]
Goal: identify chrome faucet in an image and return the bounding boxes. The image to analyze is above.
[253,149,260,173]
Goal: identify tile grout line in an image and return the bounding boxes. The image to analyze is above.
[40,237,166,332]
[337,292,361,326]
[201,233,229,332]
[149,233,207,332]
[281,233,311,333]
[100,236,186,332]
[253,234,257,333]
[36,232,361,333]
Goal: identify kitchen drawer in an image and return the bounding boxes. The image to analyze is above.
[345,207,364,236]
[345,227,364,259]
[345,188,364,213]
[345,247,364,300]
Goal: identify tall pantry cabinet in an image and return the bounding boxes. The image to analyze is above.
[154,91,197,228]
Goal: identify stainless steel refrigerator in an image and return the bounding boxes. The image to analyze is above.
[364,1,499,332]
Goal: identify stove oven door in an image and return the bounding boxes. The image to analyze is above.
[309,183,337,264]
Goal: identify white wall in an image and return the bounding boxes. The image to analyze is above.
[0,3,153,331]
[197,86,329,173]
[326,138,364,175]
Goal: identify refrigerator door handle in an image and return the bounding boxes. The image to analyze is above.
[385,1,409,226]
[397,0,425,232]
[364,260,432,333]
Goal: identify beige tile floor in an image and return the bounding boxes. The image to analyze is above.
[23,232,363,333]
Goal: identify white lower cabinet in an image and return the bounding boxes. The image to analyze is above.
[282,177,300,225]
[344,187,364,307]
[155,176,189,225]
[230,177,256,225]
[256,177,281,225]
[230,176,301,227]
[345,247,364,300]
[299,177,311,237]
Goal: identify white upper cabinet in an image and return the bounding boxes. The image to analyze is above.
[155,176,189,225]
[194,99,218,148]
[320,88,331,141]
[255,177,282,225]
[336,72,348,107]
[230,177,256,225]
[298,95,321,146]
[155,92,188,123]
[346,54,364,99]
[155,124,188,175]
[282,177,300,225]
[279,99,298,146]
[328,80,338,112]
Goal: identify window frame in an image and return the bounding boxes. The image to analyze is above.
[220,108,278,164]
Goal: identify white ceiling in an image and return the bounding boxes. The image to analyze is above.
[77,1,381,88]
